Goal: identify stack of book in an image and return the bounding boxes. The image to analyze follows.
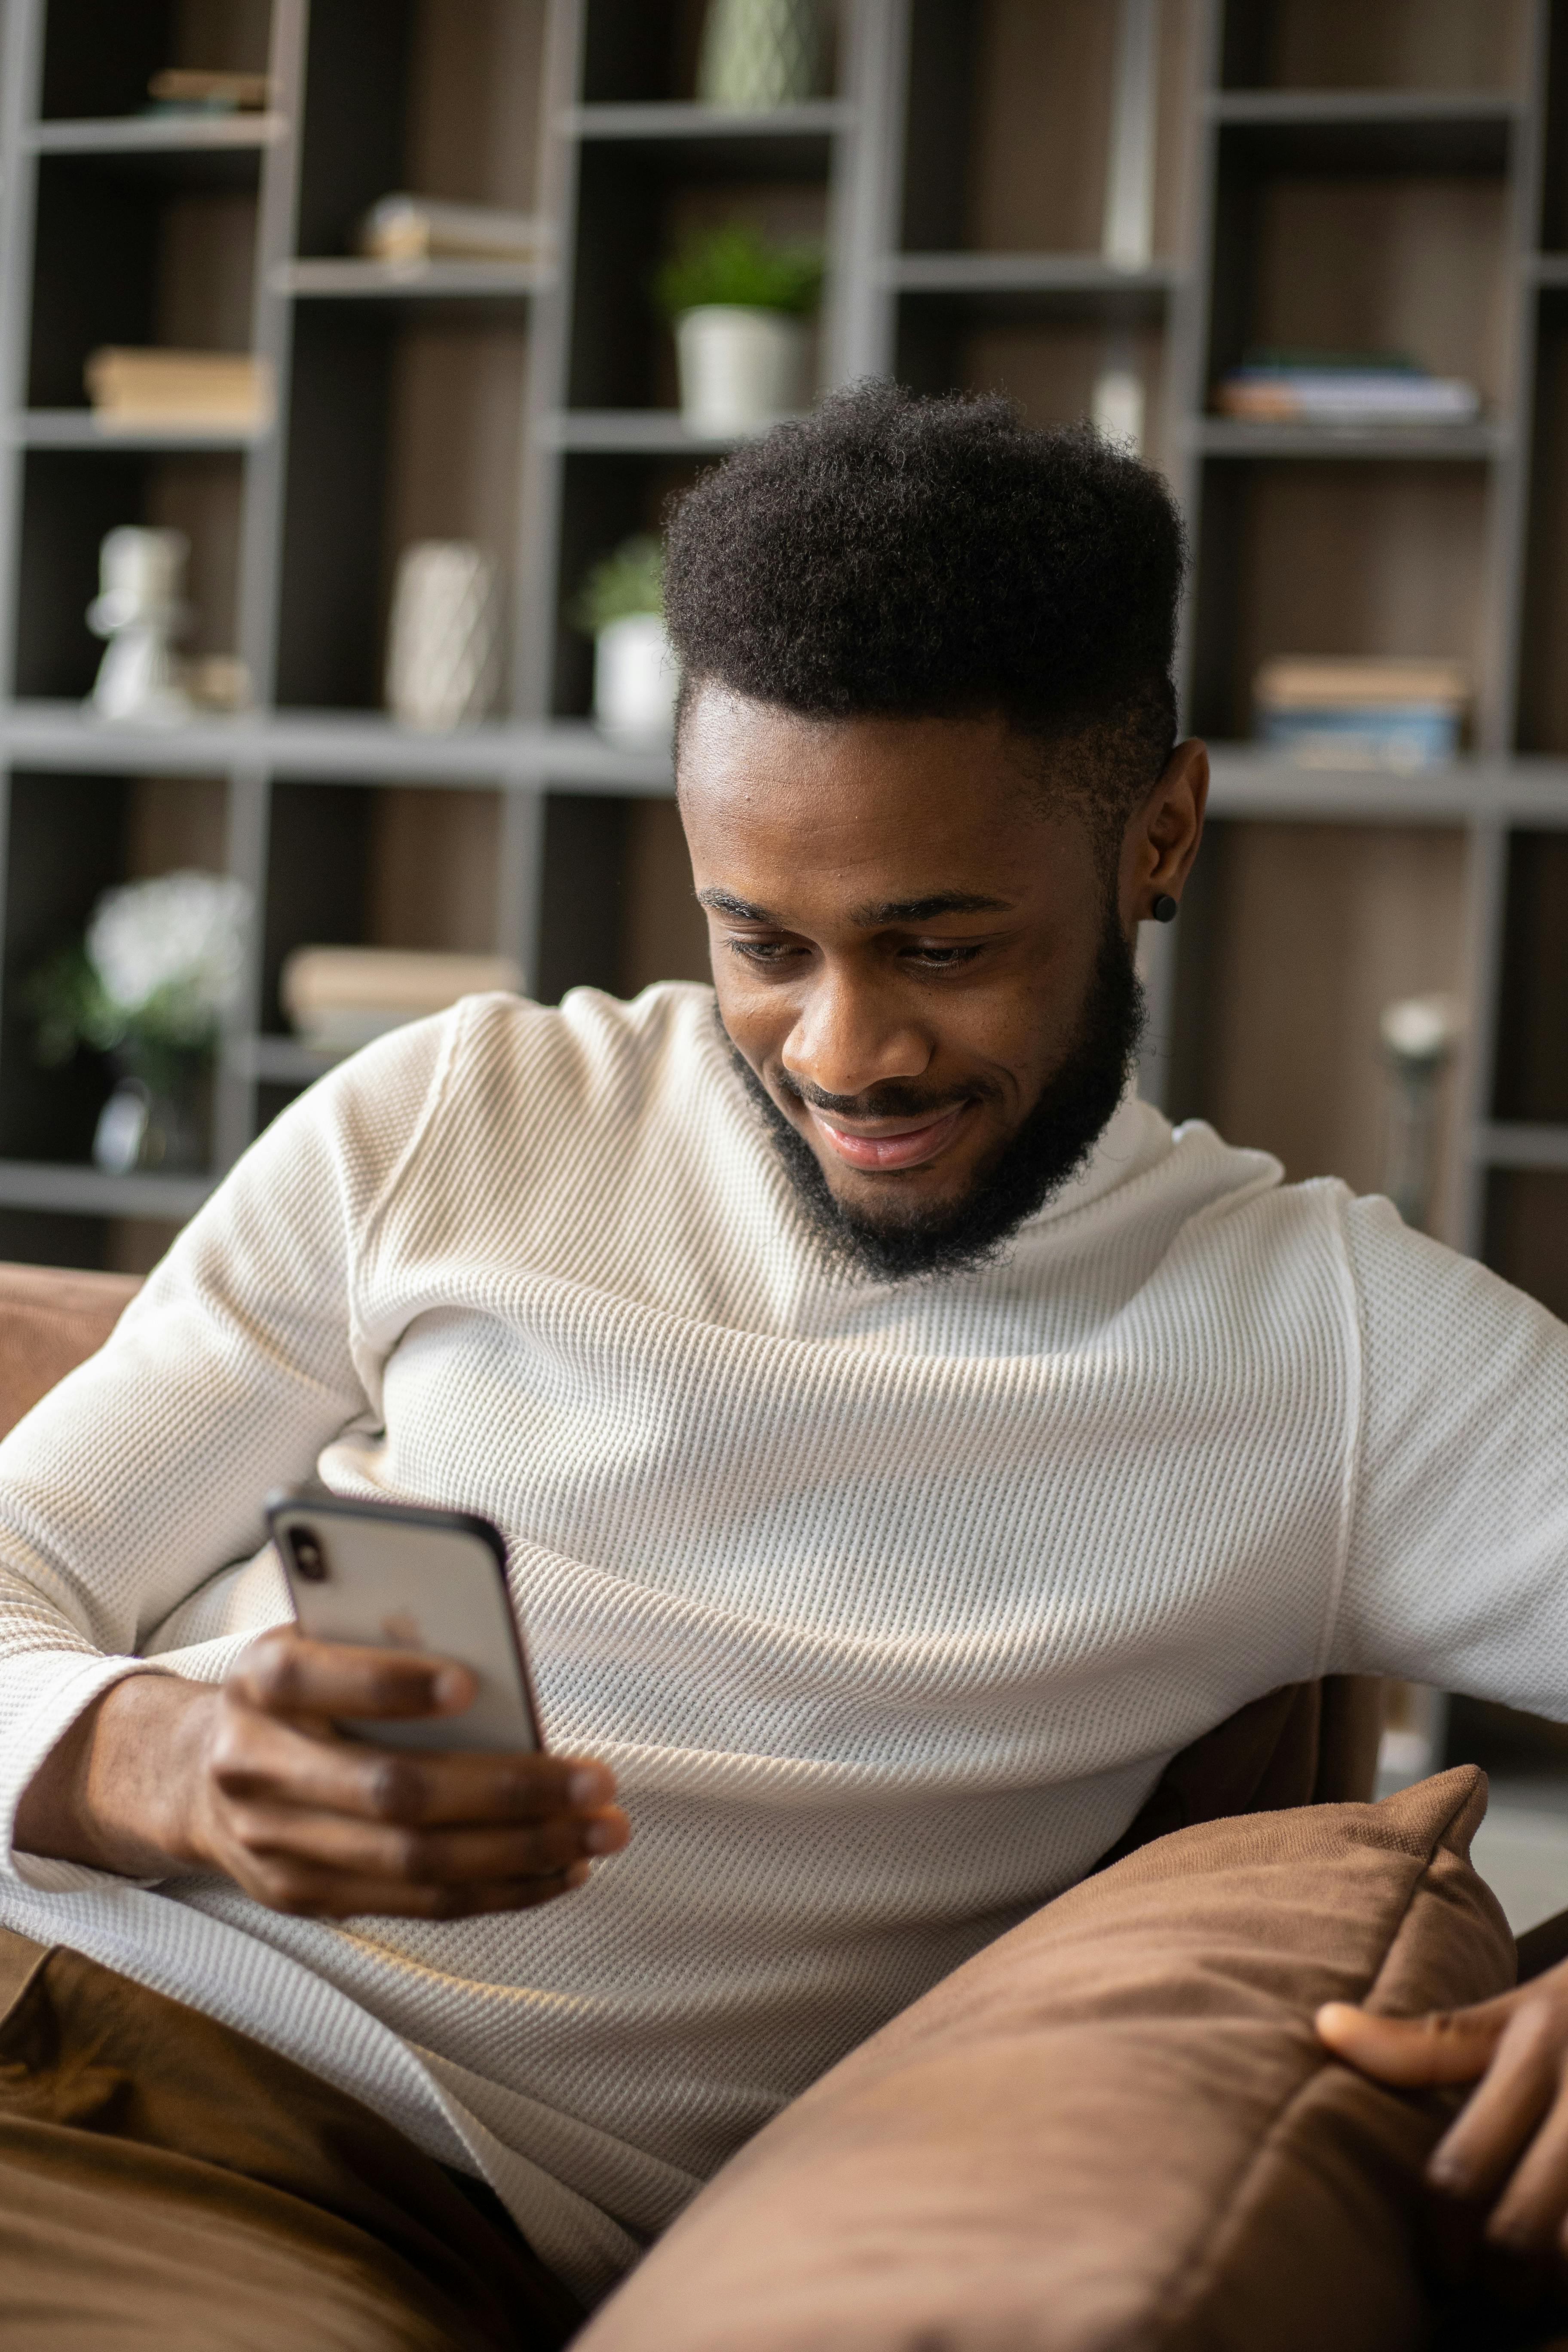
[1253,658,1470,769]
[146,69,271,114]
[281,949,525,1052]
[1216,352,1479,428]
[85,349,273,433]
[357,196,549,267]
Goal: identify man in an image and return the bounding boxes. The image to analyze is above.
[1,384,1566,2341]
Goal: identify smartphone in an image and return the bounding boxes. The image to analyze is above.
[266,1487,544,1754]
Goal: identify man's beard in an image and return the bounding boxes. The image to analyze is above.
[723,910,1147,1283]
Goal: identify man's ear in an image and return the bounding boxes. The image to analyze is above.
[1119,740,1209,931]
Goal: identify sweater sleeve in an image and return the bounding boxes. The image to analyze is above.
[1330,1191,1568,1715]
[0,1008,456,1879]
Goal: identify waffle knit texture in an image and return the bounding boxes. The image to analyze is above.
[0,983,1562,2303]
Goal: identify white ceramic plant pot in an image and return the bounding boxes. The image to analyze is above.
[593,613,677,745]
[675,306,806,435]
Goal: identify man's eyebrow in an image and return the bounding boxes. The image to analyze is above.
[698,888,773,921]
[695,887,1017,927]
[848,891,1014,924]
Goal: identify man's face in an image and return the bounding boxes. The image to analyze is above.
[678,687,1206,1277]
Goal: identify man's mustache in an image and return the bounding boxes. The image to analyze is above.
[772,1071,1004,1121]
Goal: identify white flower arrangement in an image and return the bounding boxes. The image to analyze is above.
[29,868,252,1072]
[87,870,251,1041]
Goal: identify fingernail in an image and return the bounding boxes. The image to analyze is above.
[569,1766,609,1805]
[585,1818,623,1853]
[565,1860,592,1888]
[433,1668,472,1710]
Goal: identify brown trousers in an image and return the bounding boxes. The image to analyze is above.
[0,1927,582,2351]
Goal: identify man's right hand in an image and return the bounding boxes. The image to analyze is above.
[14,1626,629,1920]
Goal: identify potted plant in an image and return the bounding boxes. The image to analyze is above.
[654,224,823,435]
[27,869,251,1173]
[570,535,677,747]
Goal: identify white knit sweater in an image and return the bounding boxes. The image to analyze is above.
[0,983,1563,2300]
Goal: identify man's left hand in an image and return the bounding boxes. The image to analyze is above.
[1318,1967,1568,2263]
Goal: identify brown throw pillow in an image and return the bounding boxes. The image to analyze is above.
[577,1768,1513,2352]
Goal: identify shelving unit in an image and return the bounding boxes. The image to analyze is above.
[0,0,1560,1335]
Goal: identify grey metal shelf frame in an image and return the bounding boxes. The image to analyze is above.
[0,0,1560,1289]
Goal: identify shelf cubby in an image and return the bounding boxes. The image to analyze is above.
[38,0,273,125]
[1164,815,1470,1204]
[1493,832,1568,1123]
[14,446,245,698]
[1219,0,1531,95]
[1188,454,1491,743]
[1484,1168,1568,1320]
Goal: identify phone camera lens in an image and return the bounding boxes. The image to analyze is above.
[289,1530,328,1583]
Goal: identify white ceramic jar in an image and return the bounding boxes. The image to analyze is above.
[593,613,678,745]
[675,306,806,436]
[386,541,501,729]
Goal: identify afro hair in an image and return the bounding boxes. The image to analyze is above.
[663,381,1186,849]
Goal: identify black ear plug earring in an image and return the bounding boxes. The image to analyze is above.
[1151,894,1179,923]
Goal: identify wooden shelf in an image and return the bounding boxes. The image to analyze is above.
[563,100,849,178]
[1207,89,1518,171]
[566,99,851,138]
[1204,751,1568,826]
[544,410,759,453]
[0,1162,213,1219]
[27,114,287,155]
[1188,419,1507,461]
[231,1037,346,1086]
[1207,89,1524,125]
[9,410,268,450]
[1474,1125,1568,1173]
[274,258,551,303]
[0,704,674,791]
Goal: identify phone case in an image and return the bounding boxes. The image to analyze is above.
[266,1488,544,1753]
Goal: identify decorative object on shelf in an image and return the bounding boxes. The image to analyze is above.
[184,653,252,712]
[1253,657,1470,770]
[385,542,502,730]
[1215,350,1479,428]
[85,347,274,434]
[696,0,822,108]
[146,68,272,114]
[655,225,821,435]
[1100,0,1158,271]
[1379,991,1463,1235]
[571,536,677,747]
[27,870,251,1176]
[357,195,549,267]
[86,527,194,726]
[1092,361,1145,455]
[282,948,524,1051]
[1369,987,1462,1801]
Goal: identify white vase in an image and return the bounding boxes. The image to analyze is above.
[675,306,806,435]
[386,542,501,729]
[594,614,677,746]
[697,0,821,107]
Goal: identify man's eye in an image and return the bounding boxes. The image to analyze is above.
[729,938,802,965]
[905,943,984,969]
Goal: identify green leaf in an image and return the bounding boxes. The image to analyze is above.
[653,224,823,321]
[569,534,666,636]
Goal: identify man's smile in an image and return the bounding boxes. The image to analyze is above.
[805,1100,974,1174]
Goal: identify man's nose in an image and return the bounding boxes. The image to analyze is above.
[781,965,931,1102]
